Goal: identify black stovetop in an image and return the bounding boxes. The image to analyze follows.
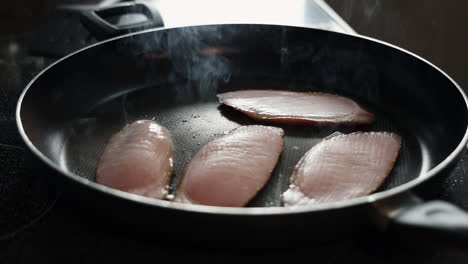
[1,2,468,263]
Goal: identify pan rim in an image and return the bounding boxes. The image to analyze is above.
[15,23,468,216]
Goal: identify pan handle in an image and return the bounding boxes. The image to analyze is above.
[80,2,164,40]
[375,192,468,240]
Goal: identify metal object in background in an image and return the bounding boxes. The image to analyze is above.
[81,2,164,40]
[28,0,359,58]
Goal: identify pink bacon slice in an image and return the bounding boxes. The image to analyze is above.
[175,125,284,207]
[283,132,401,207]
[96,120,174,200]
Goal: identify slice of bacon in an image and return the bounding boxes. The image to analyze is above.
[218,90,375,125]
[175,125,284,207]
[283,132,401,206]
[96,120,174,200]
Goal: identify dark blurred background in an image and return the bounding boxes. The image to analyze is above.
[326,0,468,93]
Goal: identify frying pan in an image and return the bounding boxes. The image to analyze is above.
[16,20,468,242]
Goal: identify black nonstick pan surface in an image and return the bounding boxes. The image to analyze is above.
[16,24,468,241]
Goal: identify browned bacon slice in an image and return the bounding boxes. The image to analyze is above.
[217,90,375,125]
